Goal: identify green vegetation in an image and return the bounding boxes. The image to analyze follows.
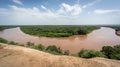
[101,45,120,60]
[8,41,18,45]
[0,38,8,43]
[20,25,99,37]
[109,26,120,31]
[0,26,16,31]
[46,45,63,55]
[78,49,106,58]
[32,44,45,51]
[26,42,34,46]
[0,27,8,31]
[8,41,24,46]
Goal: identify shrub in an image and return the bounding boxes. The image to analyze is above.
[101,45,120,60]
[0,38,8,43]
[32,44,45,51]
[101,46,114,59]
[26,42,34,47]
[8,41,18,45]
[114,45,120,54]
[78,49,105,58]
[63,50,70,55]
[110,54,120,60]
[46,45,63,55]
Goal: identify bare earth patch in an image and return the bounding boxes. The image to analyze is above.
[0,43,120,67]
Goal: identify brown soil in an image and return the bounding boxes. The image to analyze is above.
[0,43,120,67]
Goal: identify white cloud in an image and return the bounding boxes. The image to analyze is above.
[0,4,82,25]
[12,0,23,5]
[83,0,101,8]
[5,5,60,25]
[58,3,82,15]
[0,2,120,25]
[41,5,47,10]
[94,9,120,14]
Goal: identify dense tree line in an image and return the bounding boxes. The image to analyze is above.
[20,25,99,37]
[108,26,120,31]
[0,27,8,31]
[0,26,17,31]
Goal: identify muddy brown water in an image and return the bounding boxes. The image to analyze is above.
[0,27,120,53]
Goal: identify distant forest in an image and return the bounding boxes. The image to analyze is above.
[0,25,120,37]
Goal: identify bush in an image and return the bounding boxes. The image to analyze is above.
[46,45,63,55]
[63,50,70,55]
[101,45,120,60]
[78,49,105,58]
[32,44,45,51]
[8,41,18,45]
[26,42,34,47]
[110,54,120,60]
[101,46,114,58]
[114,45,120,54]
[0,38,8,43]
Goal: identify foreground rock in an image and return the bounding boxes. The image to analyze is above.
[0,43,120,67]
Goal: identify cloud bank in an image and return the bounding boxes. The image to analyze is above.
[0,0,120,25]
[94,9,120,14]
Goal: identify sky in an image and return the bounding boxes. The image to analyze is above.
[0,0,120,25]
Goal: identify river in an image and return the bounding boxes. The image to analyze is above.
[0,27,120,53]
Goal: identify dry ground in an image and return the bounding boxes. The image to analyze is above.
[0,43,120,67]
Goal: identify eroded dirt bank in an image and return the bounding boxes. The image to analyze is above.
[0,43,120,67]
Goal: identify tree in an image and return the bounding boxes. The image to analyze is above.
[32,44,45,51]
[114,45,120,54]
[78,49,105,58]
[101,45,120,60]
[46,45,63,55]
[110,45,120,60]
[101,46,114,58]
[77,29,86,34]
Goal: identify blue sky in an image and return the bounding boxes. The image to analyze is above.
[0,0,120,25]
